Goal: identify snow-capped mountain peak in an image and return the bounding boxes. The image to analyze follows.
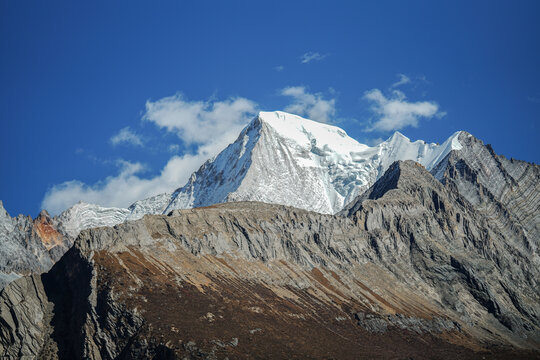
[154,111,463,215]
[55,111,464,236]
[257,111,370,154]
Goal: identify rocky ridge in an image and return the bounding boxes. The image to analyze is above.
[0,160,538,359]
[0,201,72,290]
[432,131,540,247]
[343,160,540,341]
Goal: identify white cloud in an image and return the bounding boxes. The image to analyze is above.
[390,74,411,88]
[301,52,326,64]
[281,86,336,123]
[41,94,258,215]
[364,89,444,132]
[109,127,144,147]
[142,93,257,145]
[274,65,284,72]
[41,155,214,215]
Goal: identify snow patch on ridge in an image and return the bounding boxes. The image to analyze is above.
[56,201,131,238]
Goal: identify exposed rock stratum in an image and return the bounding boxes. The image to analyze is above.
[1,159,539,359]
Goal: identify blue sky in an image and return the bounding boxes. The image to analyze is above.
[1,1,539,216]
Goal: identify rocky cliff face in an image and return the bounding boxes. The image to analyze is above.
[1,161,538,359]
[432,131,540,248]
[0,201,133,291]
[342,161,540,344]
[0,202,72,290]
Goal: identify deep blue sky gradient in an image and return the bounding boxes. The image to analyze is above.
[1,1,539,216]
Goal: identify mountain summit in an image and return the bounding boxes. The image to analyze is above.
[125,111,463,220]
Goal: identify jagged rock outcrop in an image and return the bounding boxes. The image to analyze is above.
[0,201,131,291]
[0,202,72,290]
[1,161,538,359]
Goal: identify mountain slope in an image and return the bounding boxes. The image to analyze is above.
[55,201,131,238]
[431,131,540,247]
[1,161,538,359]
[342,161,540,342]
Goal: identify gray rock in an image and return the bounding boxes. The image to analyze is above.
[0,275,50,358]
[0,139,538,358]
[0,203,72,290]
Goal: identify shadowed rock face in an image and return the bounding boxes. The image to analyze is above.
[0,160,539,359]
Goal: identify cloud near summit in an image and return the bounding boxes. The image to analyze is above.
[300,52,326,64]
[41,94,259,215]
[143,94,257,145]
[280,86,336,124]
[363,89,445,132]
